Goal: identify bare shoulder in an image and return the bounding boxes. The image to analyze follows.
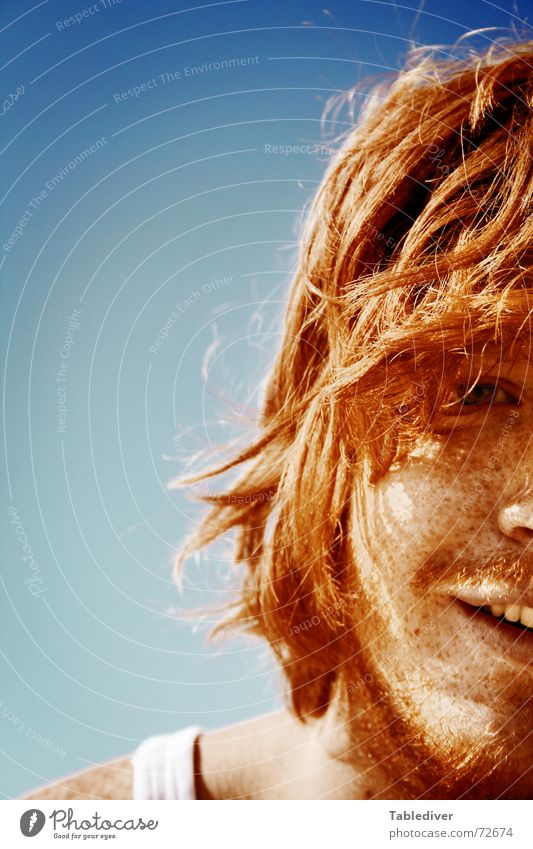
[21,756,133,800]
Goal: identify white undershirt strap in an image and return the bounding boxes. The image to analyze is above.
[132,726,203,800]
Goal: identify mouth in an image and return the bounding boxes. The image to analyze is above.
[478,602,533,630]
[454,595,533,666]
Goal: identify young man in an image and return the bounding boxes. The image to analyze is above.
[26,37,532,800]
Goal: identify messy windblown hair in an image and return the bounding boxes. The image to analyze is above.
[175,37,533,720]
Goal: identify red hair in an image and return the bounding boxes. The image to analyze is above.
[174,37,533,720]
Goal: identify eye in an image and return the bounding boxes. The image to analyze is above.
[455,382,517,409]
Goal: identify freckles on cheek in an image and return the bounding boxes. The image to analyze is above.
[377,474,447,543]
[380,436,502,534]
[368,463,482,575]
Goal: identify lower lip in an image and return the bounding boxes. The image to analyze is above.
[455,600,533,667]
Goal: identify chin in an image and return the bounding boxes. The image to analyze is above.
[406,691,533,799]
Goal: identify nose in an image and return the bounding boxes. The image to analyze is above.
[498,482,533,547]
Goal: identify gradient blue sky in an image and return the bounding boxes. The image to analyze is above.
[1,0,531,798]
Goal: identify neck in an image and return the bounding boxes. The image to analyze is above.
[196,706,388,800]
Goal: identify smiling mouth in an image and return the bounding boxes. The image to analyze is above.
[457,598,533,640]
[477,603,533,631]
[453,588,533,628]
[450,590,533,664]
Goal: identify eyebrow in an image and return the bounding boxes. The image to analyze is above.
[455,347,532,379]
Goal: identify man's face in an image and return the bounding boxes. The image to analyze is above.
[349,347,532,798]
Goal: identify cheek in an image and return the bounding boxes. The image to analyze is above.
[370,429,524,567]
[353,422,529,608]
[368,469,465,574]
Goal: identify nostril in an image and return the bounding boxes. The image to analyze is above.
[515,527,533,546]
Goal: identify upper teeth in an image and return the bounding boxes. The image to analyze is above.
[490,604,533,628]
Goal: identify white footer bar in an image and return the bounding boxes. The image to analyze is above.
[1,799,530,848]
